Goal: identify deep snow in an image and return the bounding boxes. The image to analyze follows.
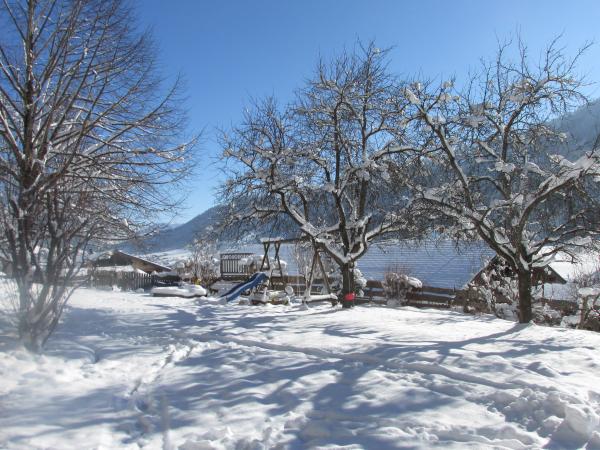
[1,288,600,449]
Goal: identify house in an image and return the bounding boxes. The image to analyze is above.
[471,255,567,287]
[536,251,600,302]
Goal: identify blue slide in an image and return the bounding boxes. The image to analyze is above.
[219,272,269,303]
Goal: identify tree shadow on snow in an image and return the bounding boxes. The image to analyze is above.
[4,295,583,448]
[156,337,455,449]
[1,382,195,446]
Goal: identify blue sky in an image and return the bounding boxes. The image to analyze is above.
[138,0,600,223]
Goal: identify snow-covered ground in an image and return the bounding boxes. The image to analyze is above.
[2,289,600,449]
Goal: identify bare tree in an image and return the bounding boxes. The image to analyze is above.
[187,230,219,286]
[220,44,420,305]
[0,0,196,351]
[408,38,600,323]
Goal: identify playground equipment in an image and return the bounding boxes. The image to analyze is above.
[216,237,336,305]
[219,272,269,303]
[258,237,333,301]
[258,238,288,289]
[302,243,333,303]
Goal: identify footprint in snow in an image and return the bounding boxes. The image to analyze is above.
[526,361,559,378]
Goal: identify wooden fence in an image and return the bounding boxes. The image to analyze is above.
[268,276,458,308]
[358,281,580,311]
[90,271,180,291]
[220,253,254,280]
[359,282,579,311]
[358,280,458,308]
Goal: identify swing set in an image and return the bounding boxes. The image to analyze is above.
[258,237,336,303]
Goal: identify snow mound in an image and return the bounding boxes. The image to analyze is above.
[150,284,207,297]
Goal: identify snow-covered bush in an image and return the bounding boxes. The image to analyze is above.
[188,238,220,287]
[353,268,367,297]
[465,259,519,320]
[292,242,313,289]
[466,258,587,326]
[532,304,564,327]
[238,254,262,273]
[383,270,422,306]
[560,267,600,331]
[561,287,600,331]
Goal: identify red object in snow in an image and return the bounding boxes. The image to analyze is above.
[342,292,355,307]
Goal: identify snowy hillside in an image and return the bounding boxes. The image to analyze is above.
[128,205,227,252]
[2,288,600,449]
[556,99,600,157]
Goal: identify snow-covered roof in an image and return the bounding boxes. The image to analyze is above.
[547,250,600,282]
[87,250,114,262]
[90,249,173,272]
[536,251,600,302]
[113,250,172,272]
[360,240,494,289]
[232,240,494,289]
[94,265,137,273]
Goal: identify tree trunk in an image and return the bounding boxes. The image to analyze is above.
[517,268,533,323]
[18,309,43,353]
[341,262,355,308]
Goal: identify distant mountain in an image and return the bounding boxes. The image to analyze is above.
[555,99,600,155]
[125,205,227,252]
